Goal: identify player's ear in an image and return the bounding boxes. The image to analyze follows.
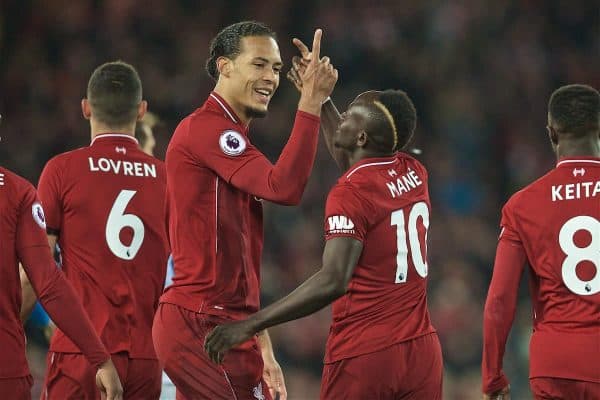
[217,57,233,78]
[137,100,148,121]
[81,99,92,120]
[357,130,368,148]
[547,125,558,145]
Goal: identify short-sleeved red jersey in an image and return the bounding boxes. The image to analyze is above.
[323,153,437,363]
[161,92,320,319]
[0,167,52,377]
[38,134,169,358]
[484,157,600,386]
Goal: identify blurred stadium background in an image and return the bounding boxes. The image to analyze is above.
[1,1,598,399]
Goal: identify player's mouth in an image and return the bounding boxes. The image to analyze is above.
[253,88,272,105]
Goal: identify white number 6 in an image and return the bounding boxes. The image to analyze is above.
[106,190,145,260]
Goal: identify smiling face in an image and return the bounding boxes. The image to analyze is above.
[224,36,282,120]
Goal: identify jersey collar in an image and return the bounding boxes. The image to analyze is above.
[344,153,400,180]
[556,156,600,168]
[207,92,248,133]
[91,133,139,146]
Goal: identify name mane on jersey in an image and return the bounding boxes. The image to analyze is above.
[386,168,423,198]
[88,157,157,178]
[0,172,4,186]
[551,180,600,201]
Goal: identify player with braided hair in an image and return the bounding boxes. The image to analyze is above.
[205,86,443,398]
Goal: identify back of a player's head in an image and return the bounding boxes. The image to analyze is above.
[87,61,142,128]
[548,84,599,137]
[366,90,417,152]
[206,21,276,81]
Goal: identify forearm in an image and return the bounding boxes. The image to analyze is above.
[231,111,320,205]
[20,245,109,368]
[249,269,344,333]
[482,239,526,394]
[19,264,37,322]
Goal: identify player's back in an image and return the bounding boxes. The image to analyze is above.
[324,153,436,363]
[502,156,599,381]
[0,167,42,377]
[38,134,169,357]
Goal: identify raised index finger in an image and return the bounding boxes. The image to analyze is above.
[310,29,322,63]
[292,38,310,59]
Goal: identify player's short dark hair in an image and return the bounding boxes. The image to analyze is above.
[206,21,276,81]
[549,84,599,136]
[87,61,142,128]
[368,90,417,152]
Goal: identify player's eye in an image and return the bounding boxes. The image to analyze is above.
[254,63,265,69]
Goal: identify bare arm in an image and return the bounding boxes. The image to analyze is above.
[20,233,58,322]
[288,54,347,169]
[204,237,363,363]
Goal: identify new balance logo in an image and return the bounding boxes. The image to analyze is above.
[115,146,127,154]
[0,173,4,186]
[328,215,355,231]
[388,169,397,177]
[573,168,586,177]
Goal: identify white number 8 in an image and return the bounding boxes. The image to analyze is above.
[106,190,145,260]
[558,216,600,296]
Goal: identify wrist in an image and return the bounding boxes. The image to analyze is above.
[298,96,322,117]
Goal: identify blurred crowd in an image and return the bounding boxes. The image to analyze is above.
[1,0,598,399]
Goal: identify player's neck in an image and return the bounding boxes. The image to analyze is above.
[556,135,600,160]
[213,86,251,126]
[90,119,135,141]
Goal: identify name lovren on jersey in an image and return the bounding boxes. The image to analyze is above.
[551,180,600,201]
[88,157,157,178]
[386,168,423,198]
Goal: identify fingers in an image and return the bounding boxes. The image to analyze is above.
[204,328,224,364]
[311,28,322,63]
[292,38,310,59]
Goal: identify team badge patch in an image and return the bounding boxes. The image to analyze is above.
[252,382,265,400]
[32,202,46,229]
[219,130,246,156]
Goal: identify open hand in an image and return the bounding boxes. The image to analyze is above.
[204,320,256,364]
[96,359,123,400]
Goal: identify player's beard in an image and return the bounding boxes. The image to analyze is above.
[245,106,268,119]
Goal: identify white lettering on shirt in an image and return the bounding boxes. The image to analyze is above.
[551,181,600,201]
[88,157,157,178]
[0,173,4,186]
[386,169,423,198]
[327,215,355,234]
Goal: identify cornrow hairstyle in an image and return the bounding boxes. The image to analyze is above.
[206,21,276,81]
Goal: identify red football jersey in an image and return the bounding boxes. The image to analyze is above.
[38,134,169,358]
[0,167,52,377]
[161,92,320,319]
[484,156,600,387]
[323,153,437,363]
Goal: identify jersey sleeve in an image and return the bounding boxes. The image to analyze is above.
[189,111,321,205]
[16,185,110,368]
[324,184,372,242]
[498,198,522,243]
[37,156,64,234]
[481,196,528,394]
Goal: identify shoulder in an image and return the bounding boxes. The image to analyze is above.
[44,148,84,170]
[0,167,35,205]
[327,181,372,211]
[504,168,555,212]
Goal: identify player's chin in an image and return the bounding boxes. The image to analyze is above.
[246,105,268,119]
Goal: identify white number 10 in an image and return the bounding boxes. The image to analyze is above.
[391,202,430,283]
